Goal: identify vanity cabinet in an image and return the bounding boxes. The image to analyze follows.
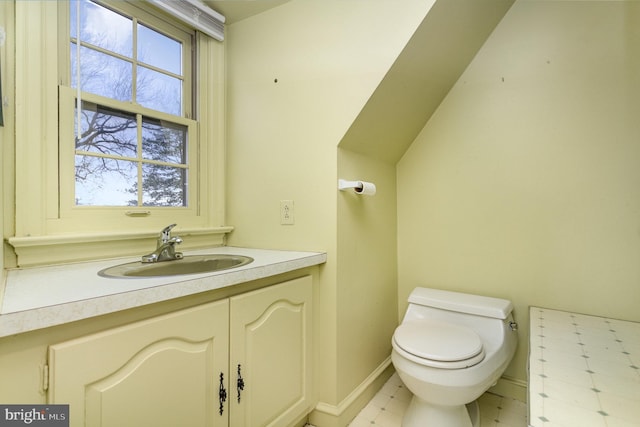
[47,276,313,427]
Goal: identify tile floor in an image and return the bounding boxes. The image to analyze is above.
[348,373,527,426]
[529,307,640,427]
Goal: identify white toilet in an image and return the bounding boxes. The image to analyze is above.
[391,287,517,427]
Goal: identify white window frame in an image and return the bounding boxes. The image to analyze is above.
[8,1,230,267]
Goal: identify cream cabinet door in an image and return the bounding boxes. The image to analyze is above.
[229,276,313,427]
[48,300,230,427]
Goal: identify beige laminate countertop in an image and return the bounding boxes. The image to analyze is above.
[0,246,326,338]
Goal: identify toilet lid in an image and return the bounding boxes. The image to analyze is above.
[394,320,484,363]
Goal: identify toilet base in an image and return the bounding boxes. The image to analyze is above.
[467,400,480,427]
[401,396,479,427]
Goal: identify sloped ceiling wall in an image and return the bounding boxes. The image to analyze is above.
[338,0,515,164]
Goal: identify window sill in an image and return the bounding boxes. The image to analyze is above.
[7,226,234,268]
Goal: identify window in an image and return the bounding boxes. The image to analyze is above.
[8,1,228,266]
[66,0,194,208]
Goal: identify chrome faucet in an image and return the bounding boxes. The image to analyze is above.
[141,224,184,263]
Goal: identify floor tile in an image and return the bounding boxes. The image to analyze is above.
[529,307,640,427]
[348,373,526,426]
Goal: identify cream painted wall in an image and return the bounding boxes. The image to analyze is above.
[224,0,429,415]
[398,0,640,389]
[337,148,397,400]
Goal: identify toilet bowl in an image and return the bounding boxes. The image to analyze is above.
[391,287,517,427]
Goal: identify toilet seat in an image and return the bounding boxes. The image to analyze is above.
[393,320,485,369]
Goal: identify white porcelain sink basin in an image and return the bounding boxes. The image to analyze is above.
[98,254,254,278]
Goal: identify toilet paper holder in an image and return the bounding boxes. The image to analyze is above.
[338,179,376,196]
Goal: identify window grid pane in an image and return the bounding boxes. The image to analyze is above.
[75,155,137,206]
[137,66,183,116]
[142,164,187,207]
[71,0,133,57]
[142,118,187,164]
[71,44,134,102]
[75,102,137,157]
[137,23,182,75]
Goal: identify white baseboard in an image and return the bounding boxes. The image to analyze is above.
[489,375,528,402]
[310,357,393,427]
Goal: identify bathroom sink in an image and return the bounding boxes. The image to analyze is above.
[98,254,254,278]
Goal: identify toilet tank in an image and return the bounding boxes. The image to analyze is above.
[407,287,513,320]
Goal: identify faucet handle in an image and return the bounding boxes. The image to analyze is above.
[159,223,177,244]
